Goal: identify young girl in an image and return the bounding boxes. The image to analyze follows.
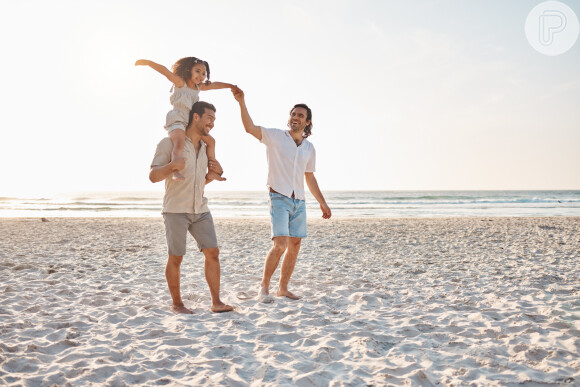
[135,57,236,181]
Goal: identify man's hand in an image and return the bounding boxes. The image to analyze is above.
[208,159,223,175]
[320,203,332,219]
[134,59,149,66]
[150,156,186,183]
[170,156,186,172]
[206,171,226,182]
[232,87,244,102]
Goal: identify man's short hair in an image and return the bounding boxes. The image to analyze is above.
[188,101,216,127]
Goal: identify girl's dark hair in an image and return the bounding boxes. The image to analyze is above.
[291,103,313,138]
[171,57,211,83]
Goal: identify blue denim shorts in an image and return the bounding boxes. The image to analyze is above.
[269,192,307,239]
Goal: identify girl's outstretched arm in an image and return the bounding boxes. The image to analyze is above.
[199,81,237,91]
[135,59,184,88]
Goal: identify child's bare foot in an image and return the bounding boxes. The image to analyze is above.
[206,171,226,182]
[172,171,186,181]
[171,153,186,171]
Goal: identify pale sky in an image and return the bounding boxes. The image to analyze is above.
[0,0,578,196]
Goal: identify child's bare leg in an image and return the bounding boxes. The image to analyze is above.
[203,134,225,181]
[169,129,186,181]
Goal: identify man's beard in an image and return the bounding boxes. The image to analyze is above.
[289,123,303,133]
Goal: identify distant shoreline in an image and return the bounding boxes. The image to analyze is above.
[1,190,579,218]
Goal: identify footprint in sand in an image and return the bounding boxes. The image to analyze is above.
[237,290,275,303]
[236,292,254,300]
[257,293,275,303]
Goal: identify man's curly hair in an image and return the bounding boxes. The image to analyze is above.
[291,103,313,138]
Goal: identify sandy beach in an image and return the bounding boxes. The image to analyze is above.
[0,217,578,386]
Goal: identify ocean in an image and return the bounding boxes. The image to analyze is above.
[1,191,579,218]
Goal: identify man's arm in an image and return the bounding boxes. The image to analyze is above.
[305,172,332,219]
[149,158,186,183]
[231,88,262,141]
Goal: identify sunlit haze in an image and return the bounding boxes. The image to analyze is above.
[0,0,578,197]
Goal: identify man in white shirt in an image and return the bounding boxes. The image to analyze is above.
[150,101,233,314]
[232,88,332,302]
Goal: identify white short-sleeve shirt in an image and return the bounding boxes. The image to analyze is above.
[260,127,316,200]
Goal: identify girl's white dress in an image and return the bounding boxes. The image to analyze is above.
[164,84,200,132]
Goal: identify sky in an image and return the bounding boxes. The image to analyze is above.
[0,0,578,196]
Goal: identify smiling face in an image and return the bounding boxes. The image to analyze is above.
[287,107,310,133]
[195,108,215,137]
[190,62,207,85]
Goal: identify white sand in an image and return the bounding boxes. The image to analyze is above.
[0,217,579,386]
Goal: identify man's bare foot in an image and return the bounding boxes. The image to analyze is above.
[172,171,186,181]
[206,171,226,182]
[171,304,194,314]
[276,289,301,300]
[211,302,234,313]
[257,285,275,303]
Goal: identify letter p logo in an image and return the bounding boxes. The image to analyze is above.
[540,10,567,46]
[525,1,579,56]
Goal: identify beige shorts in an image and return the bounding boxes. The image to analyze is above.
[165,109,188,133]
[163,212,218,255]
[165,122,187,133]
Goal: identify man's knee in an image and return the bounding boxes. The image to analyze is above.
[203,247,220,261]
[168,255,183,266]
[272,236,289,252]
[287,237,302,251]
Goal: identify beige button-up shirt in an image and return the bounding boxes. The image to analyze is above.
[151,137,209,214]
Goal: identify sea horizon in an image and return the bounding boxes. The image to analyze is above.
[1,190,579,219]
